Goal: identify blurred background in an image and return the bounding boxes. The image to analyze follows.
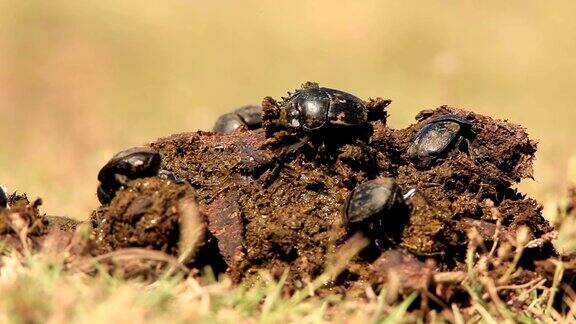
[0,0,575,219]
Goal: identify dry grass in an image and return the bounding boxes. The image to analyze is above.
[0,207,575,323]
[0,180,575,323]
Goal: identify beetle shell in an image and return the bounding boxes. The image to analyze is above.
[98,146,161,186]
[213,113,245,134]
[408,114,472,168]
[285,87,368,132]
[97,146,161,204]
[344,177,403,226]
[288,88,330,130]
[213,105,262,134]
[97,171,183,205]
[325,88,368,127]
[97,184,115,205]
[235,105,262,128]
[0,185,8,208]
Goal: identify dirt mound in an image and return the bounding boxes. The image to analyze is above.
[96,85,548,287]
[83,83,570,308]
[2,83,573,317]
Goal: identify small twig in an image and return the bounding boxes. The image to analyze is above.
[498,226,530,284]
[433,271,466,283]
[488,218,502,259]
[545,260,565,315]
[496,277,545,291]
[506,279,548,309]
[423,290,449,310]
[481,277,514,321]
[451,303,465,324]
[73,248,190,273]
[472,302,498,324]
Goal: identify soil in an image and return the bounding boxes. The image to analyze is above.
[2,82,574,311]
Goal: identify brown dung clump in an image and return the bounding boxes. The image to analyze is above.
[87,83,567,308]
[0,193,60,251]
[91,177,202,256]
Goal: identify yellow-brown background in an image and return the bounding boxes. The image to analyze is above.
[1,0,575,218]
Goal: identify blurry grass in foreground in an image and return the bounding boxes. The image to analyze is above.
[0,185,575,323]
[0,227,574,323]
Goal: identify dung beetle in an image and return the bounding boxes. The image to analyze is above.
[407,114,473,169]
[213,105,262,134]
[0,185,8,208]
[281,86,368,132]
[343,178,410,246]
[97,146,161,204]
[344,178,405,227]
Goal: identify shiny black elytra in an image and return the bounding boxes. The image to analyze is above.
[344,177,405,227]
[282,86,368,132]
[97,146,161,204]
[0,185,8,208]
[407,114,473,169]
[213,105,262,134]
[343,177,409,247]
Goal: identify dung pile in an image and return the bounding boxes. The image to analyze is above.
[90,83,566,302]
[0,193,80,251]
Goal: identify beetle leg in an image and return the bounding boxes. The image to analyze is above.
[353,138,371,151]
[285,136,311,155]
[463,138,476,162]
[375,233,401,248]
[261,136,310,186]
[452,136,476,165]
[353,139,382,172]
[314,141,335,162]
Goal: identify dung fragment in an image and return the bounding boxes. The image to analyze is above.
[92,177,206,264]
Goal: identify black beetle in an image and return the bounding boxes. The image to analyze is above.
[97,146,161,204]
[343,178,410,247]
[407,114,472,169]
[213,105,262,134]
[281,86,368,133]
[344,178,405,227]
[0,185,8,208]
[96,184,115,206]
